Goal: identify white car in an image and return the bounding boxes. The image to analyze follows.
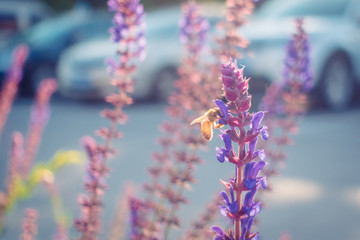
[58,0,360,110]
[241,0,360,110]
[57,3,221,101]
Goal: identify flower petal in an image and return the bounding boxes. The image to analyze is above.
[244,179,257,190]
[212,226,225,237]
[257,149,266,160]
[251,112,264,130]
[221,133,232,151]
[216,147,225,163]
[215,99,229,120]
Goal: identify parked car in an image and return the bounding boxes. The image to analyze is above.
[56,4,221,101]
[241,0,360,110]
[57,0,360,110]
[0,0,53,39]
[0,8,112,95]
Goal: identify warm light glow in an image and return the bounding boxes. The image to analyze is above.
[344,187,360,208]
[263,178,323,204]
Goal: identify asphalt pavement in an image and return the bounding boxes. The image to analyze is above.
[0,97,359,240]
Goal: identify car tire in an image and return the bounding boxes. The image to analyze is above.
[320,53,354,111]
[152,67,178,102]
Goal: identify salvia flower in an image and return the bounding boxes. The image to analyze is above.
[240,190,260,240]
[75,136,108,240]
[219,187,239,217]
[258,18,313,194]
[0,44,28,142]
[212,226,232,240]
[216,133,234,163]
[243,161,267,190]
[214,0,255,62]
[6,131,24,193]
[23,78,57,177]
[215,99,230,124]
[283,19,312,92]
[199,59,267,240]
[132,1,213,238]
[20,208,38,240]
[108,0,146,61]
[75,1,146,238]
[179,0,210,55]
[221,61,251,113]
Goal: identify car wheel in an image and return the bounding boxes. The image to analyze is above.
[320,54,353,111]
[152,67,178,102]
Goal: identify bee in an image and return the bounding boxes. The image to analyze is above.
[190,108,223,141]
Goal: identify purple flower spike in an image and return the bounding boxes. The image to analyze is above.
[283,18,313,92]
[108,0,146,58]
[179,1,209,54]
[221,60,251,112]
[107,0,119,11]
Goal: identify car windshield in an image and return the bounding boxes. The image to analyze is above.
[27,15,78,45]
[146,7,180,36]
[255,0,349,18]
[25,11,111,46]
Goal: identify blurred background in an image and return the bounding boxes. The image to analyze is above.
[0,0,359,239]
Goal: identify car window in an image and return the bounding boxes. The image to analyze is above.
[72,20,111,43]
[27,16,78,46]
[26,12,111,46]
[256,0,349,18]
[148,23,178,39]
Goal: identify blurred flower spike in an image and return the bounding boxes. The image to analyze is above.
[179,0,210,54]
[283,18,312,92]
[108,0,146,62]
[0,44,29,142]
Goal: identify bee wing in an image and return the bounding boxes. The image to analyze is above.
[201,119,213,141]
[190,115,206,125]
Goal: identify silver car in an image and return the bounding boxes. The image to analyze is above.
[56,3,221,101]
[241,0,360,110]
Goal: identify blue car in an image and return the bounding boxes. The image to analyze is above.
[0,8,112,95]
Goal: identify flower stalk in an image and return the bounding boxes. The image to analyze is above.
[259,18,312,188]
[193,60,268,240]
[0,44,28,142]
[74,0,145,239]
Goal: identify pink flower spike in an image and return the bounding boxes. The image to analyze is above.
[0,45,29,142]
[22,78,57,178]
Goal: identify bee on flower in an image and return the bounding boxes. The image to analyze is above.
[190,108,224,141]
[191,99,230,141]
